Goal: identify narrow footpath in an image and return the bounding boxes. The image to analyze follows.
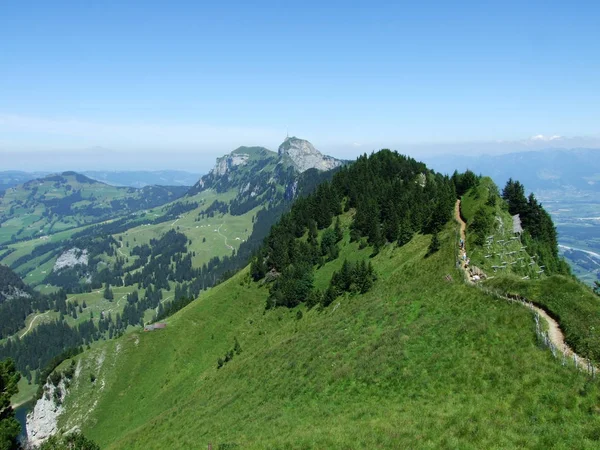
[20,311,50,338]
[454,199,597,374]
[217,223,234,251]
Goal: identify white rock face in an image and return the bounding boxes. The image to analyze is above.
[278,137,342,173]
[53,248,88,271]
[211,153,250,176]
[26,381,66,446]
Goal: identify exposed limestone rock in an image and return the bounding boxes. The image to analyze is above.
[278,137,343,173]
[26,380,67,446]
[211,153,250,176]
[53,248,88,272]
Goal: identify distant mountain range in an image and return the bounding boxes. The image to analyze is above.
[0,170,201,192]
[81,170,201,188]
[423,148,600,194]
[0,171,50,193]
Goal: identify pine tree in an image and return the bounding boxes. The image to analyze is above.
[103,283,113,301]
[397,217,414,247]
[334,216,343,242]
[0,359,21,449]
[427,233,440,256]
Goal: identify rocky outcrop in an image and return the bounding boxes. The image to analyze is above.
[26,381,66,446]
[211,153,250,177]
[53,248,88,271]
[278,137,343,173]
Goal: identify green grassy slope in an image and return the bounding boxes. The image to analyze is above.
[57,221,600,449]
[0,172,185,245]
[113,190,256,270]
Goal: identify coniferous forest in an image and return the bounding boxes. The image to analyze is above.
[251,150,457,308]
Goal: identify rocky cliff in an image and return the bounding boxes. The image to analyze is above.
[278,137,343,173]
[26,380,67,446]
[210,153,250,177]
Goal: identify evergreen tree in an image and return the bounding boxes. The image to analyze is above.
[426,233,440,256]
[103,283,113,301]
[397,217,414,247]
[334,216,343,242]
[502,179,528,217]
[0,359,20,450]
[250,254,267,282]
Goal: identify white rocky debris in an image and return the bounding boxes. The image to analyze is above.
[53,248,88,271]
[278,137,343,173]
[26,380,67,446]
[211,153,250,176]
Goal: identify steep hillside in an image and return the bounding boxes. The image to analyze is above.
[27,150,600,448]
[0,139,340,411]
[47,222,600,449]
[0,172,187,245]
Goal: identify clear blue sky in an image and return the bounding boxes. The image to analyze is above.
[1,1,600,170]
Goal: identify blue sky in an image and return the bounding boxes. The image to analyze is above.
[1,1,600,170]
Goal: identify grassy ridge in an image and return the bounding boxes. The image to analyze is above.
[57,222,600,448]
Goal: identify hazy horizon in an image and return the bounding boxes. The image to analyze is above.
[2,2,599,171]
[2,137,600,172]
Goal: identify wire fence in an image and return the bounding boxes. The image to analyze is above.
[476,284,596,378]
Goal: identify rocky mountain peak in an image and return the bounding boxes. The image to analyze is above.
[278,137,343,173]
